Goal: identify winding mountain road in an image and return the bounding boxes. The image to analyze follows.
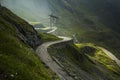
[36,36,74,80]
[99,47,120,67]
[35,25,120,80]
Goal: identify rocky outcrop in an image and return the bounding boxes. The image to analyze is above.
[0,6,42,49]
[15,24,41,48]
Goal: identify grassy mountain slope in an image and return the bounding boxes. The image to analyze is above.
[48,43,120,80]
[0,6,58,80]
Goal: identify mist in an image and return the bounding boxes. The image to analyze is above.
[0,0,52,25]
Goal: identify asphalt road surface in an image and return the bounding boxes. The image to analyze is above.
[36,36,74,80]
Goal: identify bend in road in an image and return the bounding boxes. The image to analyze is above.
[36,36,74,80]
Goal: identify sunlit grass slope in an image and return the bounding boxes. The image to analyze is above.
[75,43,120,74]
[39,32,61,43]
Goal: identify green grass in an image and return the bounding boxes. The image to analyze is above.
[0,31,59,80]
[29,22,41,25]
[38,32,62,43]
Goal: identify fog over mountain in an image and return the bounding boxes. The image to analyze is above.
[0,0,52,24]
[1,0,120,31]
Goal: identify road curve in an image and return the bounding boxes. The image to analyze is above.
[47,27,57,33]
[99,47,120,67]
[36,36,74,80]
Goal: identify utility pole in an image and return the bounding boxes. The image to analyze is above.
[0,3,2,12]
[0,2,1,7]
[49,14,59,28]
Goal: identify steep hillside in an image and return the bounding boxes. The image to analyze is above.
[0,6,58,80]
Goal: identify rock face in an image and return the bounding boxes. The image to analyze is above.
[16,23,41,48]
[0,6,42,48]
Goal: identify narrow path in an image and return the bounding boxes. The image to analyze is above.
[36,36,74,80]
[99,47,120,67]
